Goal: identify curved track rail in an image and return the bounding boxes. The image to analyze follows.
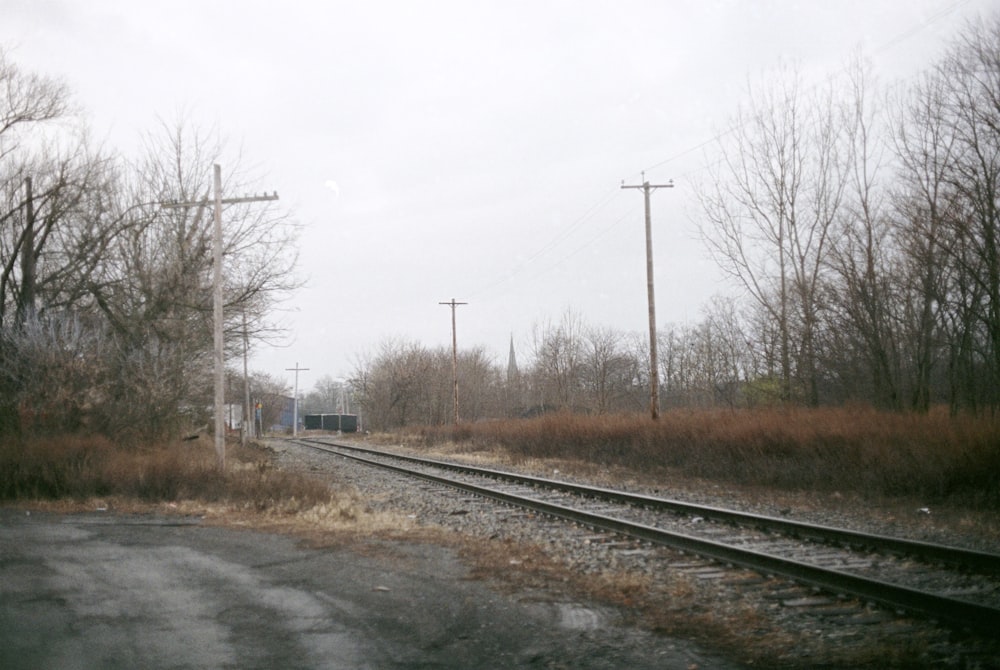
[291,437,1000,634]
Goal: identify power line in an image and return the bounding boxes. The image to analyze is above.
[514,205,639,289]
[871,0,970,55]
[470,0,974,323]
[639,0,973,179]
[467,185,620,300]
[478,3,977,308]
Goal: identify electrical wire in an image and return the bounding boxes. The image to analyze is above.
[640,0,972,179]
[469,0,976,304]
[466,184,621,299]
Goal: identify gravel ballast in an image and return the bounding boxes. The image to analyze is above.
[266,437,1000,669]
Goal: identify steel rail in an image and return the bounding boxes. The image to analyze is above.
[299,438,1000,575]
[293,438,1000,633]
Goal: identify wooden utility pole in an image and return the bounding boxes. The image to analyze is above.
[439,299,467,425]
[17,176,36,324]
[211,165,225,467]
[285,362,309,436]
[241,309,251,446]
[621,173,673,420]
[162,164,278,470]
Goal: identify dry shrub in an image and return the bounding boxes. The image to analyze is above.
[411,407,1000,508]
[0,435,332,511]
[0,434,118,500]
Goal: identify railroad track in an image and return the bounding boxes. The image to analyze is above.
[289,437,1000,635]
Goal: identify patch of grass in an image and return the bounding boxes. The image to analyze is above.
[406,406,1000,509]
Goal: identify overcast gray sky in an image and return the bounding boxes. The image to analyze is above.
[2,0,994,391]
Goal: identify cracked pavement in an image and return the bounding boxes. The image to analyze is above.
[0,508,741,669]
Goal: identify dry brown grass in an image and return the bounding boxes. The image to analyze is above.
[2,434,332,511]
[0,433,426,538]
[406,406,1000,509]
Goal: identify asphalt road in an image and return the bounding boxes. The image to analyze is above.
[0,508,742,669]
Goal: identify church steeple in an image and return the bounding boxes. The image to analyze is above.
[506,334,518,382]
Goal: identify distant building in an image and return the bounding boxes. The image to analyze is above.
[277,395,295,431]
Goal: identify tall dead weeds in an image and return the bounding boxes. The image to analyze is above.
[0,434,333,511]
[410,407,1000,509]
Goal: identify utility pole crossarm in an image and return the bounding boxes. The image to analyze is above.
[160,192,279,208]
[620,180,674,191]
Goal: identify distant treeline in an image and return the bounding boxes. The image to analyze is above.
[352,13,1000,429]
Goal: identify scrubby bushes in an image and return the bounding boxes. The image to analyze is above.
[413,407,1000,508]
[0,435,331,509]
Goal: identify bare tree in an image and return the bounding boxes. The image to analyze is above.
[352,338,434,429]
[83,119,299,440]
[0,48,69,162]
[698,63,846,405]
[659,324,695,407]
[826,56,904,409]
[937,14,1000,410]
[304,374,348,414]
[0,53,298,440]
[883,12,1000,413]
[529,309,585,411]
[0,311,107,434]
[0,48,111,329]
[890,65,959,411]
[0,50,124,435]
[700,295,752,407]
[455,345,502,420]
[581,324,628,414]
